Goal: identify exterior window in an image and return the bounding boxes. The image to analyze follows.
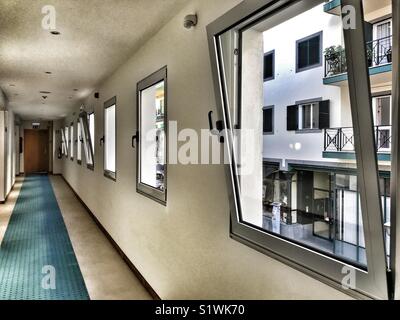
[136,66,167,205]
[296,32,322,72]
[70,122,74,160]
[287,100,330,131]
[104,97,116,180]
[77,120,82,164]
[79,111,94,169]
[263,106,274,134]
[209,0,389,299]
[263,51,274,81]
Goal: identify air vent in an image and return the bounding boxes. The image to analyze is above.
[39,91,51,94]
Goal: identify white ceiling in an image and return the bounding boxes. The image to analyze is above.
[0,0,187,120]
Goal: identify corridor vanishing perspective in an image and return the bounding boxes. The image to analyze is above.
[1,0,400,306]
[0,175,89,300]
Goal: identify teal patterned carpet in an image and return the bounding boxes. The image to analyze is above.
[0,175,89,300]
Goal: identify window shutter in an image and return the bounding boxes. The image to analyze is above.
[287,105,298,131]
[319,100,330,129]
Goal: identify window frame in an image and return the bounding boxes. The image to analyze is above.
[70,122,74,161]
[79,110,95,171]
[136,66,168,206]
[263,50,275,81]
[77,118,82,165]
[207,0,389,299]
[295,30,323,73]
[87,112,95,170]
[61,128,67,156]
[263,105,274,134]
[103,96,117,181]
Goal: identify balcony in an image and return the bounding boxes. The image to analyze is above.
[323,36,392,85]
[323,126,392,161]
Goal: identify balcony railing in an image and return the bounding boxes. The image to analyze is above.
[324,36,392,77]
[324,125,392,153]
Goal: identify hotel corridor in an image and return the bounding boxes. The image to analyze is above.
[0,175,151,300]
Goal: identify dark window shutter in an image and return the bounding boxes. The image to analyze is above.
[287,105,299,131]
[319,100,330,129]
[364,22,373,43]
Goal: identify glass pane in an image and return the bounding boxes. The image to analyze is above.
[219,2,374,268]
[140,81,165,191]
[77,122,82,161]
[65,127,69,152]
[105,105,116,173]
[70,125,74,158]
[89,113,95,155]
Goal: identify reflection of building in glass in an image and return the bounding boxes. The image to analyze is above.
[256,1,392,267]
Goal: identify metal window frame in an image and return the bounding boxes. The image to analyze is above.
[262,105,274,134]
[207,0,389,299]
[79,110,95,171]
[103,96,117,181]
[263,50,275,81]
[70,122,74,161]
[136,66,168,206]
[65,126,69,159]
[77,118,82,165]
[295,30,323,73]
[60,128,67,156]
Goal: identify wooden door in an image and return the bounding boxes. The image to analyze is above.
[24,129,49,173]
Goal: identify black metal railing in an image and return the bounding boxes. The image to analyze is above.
[325,36,392,77]
[324,125,392,152]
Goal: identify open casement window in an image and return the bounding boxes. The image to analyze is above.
[65,126,69,158]
[136,66,167,205]
[60,128,67,156]
[207,0,389,299]
[70,122,74,160]
[103,97,117,181]
[77,119,82,164]
[79,111,94,170]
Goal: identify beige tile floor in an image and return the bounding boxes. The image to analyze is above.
[49,175,152,300]
[0,177,24,245]
[2,175,152,300]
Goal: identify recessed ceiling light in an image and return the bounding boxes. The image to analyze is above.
[50,30,60,35]
[39,91,51,94]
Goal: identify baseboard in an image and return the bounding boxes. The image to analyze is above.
[1,180,17,204]
[58,175,161,300]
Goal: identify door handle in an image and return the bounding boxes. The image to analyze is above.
[100,136,105,146]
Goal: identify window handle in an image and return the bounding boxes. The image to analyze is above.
[100,136,105,146]
[132,131,139,148]
[208,111,224,143]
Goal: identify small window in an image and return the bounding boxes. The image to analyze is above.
[104,97,117,180]
[263,51,275,81]
[79,111,94,170]
[89,112,95,157]
[136,66,167,205]
[263,106,274,134]
[296,31,322,72]
[287,100,330,131]
[77,120,82,164]
[61,128,67,155]
[70,122,74,160]
[65,126,69,158]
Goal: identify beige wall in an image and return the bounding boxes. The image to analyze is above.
[59,0,351,299]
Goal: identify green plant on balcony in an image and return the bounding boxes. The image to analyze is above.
[324,45,346,76]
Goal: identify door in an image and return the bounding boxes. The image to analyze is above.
[24,129,49,173]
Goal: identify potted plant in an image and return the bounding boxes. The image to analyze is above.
[366,47,373,67]
[324,45,346,76]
